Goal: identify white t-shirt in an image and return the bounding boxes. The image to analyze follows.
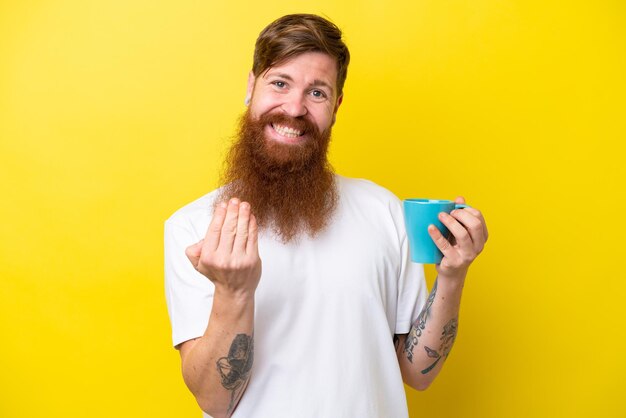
[164,175,428,418]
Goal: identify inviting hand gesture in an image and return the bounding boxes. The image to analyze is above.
[185,198,262,298]
[428,196,488,280]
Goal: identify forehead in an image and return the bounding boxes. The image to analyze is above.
[262,52,338,89]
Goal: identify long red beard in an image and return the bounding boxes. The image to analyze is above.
[217,109,338,242]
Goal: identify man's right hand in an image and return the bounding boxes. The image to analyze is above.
[185,198,261,299]
[180,197,259,417]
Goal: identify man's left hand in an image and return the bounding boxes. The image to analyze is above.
[427,196,489,280]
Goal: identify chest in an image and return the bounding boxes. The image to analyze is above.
[255,213,402,314]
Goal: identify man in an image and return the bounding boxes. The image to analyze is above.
[165,14,488,418]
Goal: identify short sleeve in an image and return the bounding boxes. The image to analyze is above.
[390,195,427,334]
[164,220,215,348]
[394,233,427,334]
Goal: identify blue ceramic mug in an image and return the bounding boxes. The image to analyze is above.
[403,199,470,264]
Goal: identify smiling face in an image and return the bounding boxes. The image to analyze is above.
[216,52,343,242]
[217,15,349,241]
[246,51,343,147]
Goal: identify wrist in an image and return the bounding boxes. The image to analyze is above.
[214,286,255,306]
[436,271,467,291]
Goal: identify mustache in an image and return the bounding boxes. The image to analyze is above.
[217,108,338,242]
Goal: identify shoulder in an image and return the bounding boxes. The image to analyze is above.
[334,175,406,233]
[334,175,407,250]
[336,175,402,208]
[164,188,222,235]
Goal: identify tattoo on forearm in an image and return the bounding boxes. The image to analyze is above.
[404,279,438,363]
[421,317,458,374]
[216,333,254,414]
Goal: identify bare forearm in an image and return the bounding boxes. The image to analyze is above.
[182,291,255,418]
[397,276,464,390]
[397,198,487,389]
[178,198,261,416]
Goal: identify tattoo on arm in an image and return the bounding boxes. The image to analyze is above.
[403,279,438,363]
[216,333,254,415]
[421,317,458,374]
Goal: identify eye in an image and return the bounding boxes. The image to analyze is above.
[310,89,328,100]
[272,81,286,89]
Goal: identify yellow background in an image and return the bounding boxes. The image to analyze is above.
[1,0,624,417]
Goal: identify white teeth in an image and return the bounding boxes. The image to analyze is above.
[272,123,302,138]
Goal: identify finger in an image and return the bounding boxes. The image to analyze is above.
[204,201,228,252]
[428,224,455,258]
[219,198,240,252]
[454,196,466,205]
[246,213,259,255]
[455,206,489,242]
[233,201,251,252]
[439,211,473,248]
[185,240,203,268]
[450,209,486,249]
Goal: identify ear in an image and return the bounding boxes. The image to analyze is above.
[331,93,343,125]
[245,71,256,105]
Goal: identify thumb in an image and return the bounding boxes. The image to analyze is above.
[454,196,466,205]
[185,239,204,265]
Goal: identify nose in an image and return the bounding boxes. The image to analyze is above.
[281,92,308,117]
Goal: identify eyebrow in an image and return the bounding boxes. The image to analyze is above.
[267,72,334,92]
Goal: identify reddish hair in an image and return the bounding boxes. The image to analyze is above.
[252,14,350,96]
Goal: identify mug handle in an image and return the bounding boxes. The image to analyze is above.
[454,204,471,209]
